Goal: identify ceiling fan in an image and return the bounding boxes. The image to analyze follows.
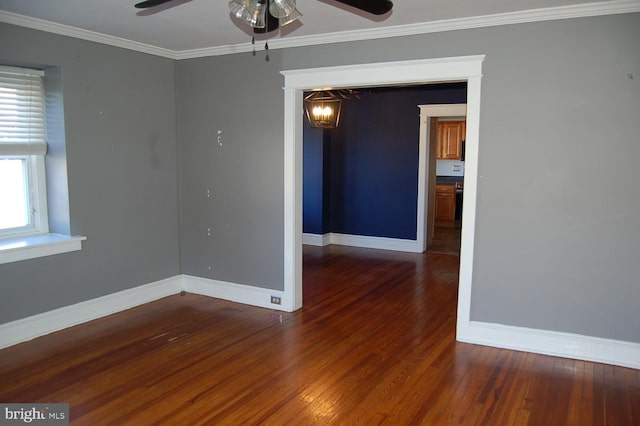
[134,0,393,34]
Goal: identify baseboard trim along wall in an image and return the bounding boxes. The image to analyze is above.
[0,276,181,350]
[181,275,284,311]
[0,275,286,350]
[457,320,640,370]
[1,276,638,370]
[302,233,331,246]
[302,232,422,252]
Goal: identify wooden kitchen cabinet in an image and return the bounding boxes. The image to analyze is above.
[435,184,456,228]
[437,120,466,160]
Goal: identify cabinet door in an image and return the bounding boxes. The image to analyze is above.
[434,184,456,227]
[437,121,465,160]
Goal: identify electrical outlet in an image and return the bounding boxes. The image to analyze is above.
[270,296,281,305]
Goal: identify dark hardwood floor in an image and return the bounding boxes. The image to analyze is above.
[1,245,638,424]
[428,226,462,256]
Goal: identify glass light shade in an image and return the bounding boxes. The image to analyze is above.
[269,0,297,18]
[228,0,249,19]
[278,7,302,26]
[240,0,266,28]
[304,95,342,128]
[229,0,265,26]
[231,0,300,31]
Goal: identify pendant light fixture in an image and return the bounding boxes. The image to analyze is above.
[304,91,342,129]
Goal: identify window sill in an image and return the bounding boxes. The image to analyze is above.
[0,234,87,265]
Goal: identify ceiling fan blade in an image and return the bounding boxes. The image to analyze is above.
[332,0,393,15]
[135,0,175,9]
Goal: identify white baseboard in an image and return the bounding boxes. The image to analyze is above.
[0,276,182,350]
[182,274,287,312]
[3,275,638,370]
[302,233,330,246]
[457,320,640,370]
[303,232,422,252]
[0,274,289,350]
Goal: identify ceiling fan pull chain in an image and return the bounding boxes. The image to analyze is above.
[251,36,256,56]
[265,41,270,62]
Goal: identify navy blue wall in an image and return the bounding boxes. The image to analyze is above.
[303,122,324,234]
[303,83,466,239]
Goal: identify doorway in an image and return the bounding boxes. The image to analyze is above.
[417,106,467,256]
[281,56,484,341]
[416,104,467,255]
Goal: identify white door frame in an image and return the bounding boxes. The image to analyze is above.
[281,55,484,338]
[417,103,468,252]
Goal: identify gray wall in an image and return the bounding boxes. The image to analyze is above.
[293,14,639,342]
[178,13,640,342]
[176,53,284,290]
[0,24,180,323]
[2,12,639,345]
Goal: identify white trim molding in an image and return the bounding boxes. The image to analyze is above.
[458,321,640,370]
[182,275,287,312]
[282,54,484,330]
[282,56,484,90]
[0,11,176,59]
[1,275,638,369]
[302,233,331,246]
[204,0,640,59]
[0,276,181,349]
[0,233,86,265]
[417,104,468,252]
[302,232,422,252]
[0,274,289,350]
[2,1,639,59]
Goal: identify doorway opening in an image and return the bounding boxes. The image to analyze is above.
[281,56,484,342]
[301,86,466,254]
[418,105,467,256]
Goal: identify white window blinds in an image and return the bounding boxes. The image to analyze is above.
[0,66,47,156]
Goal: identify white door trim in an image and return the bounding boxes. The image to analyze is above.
[417,104,468,252]
[281,55,485,324]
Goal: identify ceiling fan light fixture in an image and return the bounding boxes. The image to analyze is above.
[226,0,392,36]
[229,0,267,28]
[228,0,250,20]
[269,0,297,19]
[228,1,245,15]
[246,0,267,27]
[278,7,302,26]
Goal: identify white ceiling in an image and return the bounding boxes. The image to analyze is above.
[0,0,635,57]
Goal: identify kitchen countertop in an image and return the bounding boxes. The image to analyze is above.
[436,176,464,185]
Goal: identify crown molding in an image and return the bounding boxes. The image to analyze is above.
[178,0,640,59]
[0,10,177,59]
[2,0,639,60]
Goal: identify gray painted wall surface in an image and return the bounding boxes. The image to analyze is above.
[0,24,180,323]
[1,12,639,345]
[281,13,640,342]
[178,13,640,342]
[176,53,284,290]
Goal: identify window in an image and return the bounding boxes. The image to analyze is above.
[0,65,84,264]
[0,66,49,240]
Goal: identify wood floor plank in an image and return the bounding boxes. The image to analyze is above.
[1,244,638,424]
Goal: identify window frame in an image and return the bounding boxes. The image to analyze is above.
[0,66,50,241]
[0,65,85,264]
[0,154,49,239]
